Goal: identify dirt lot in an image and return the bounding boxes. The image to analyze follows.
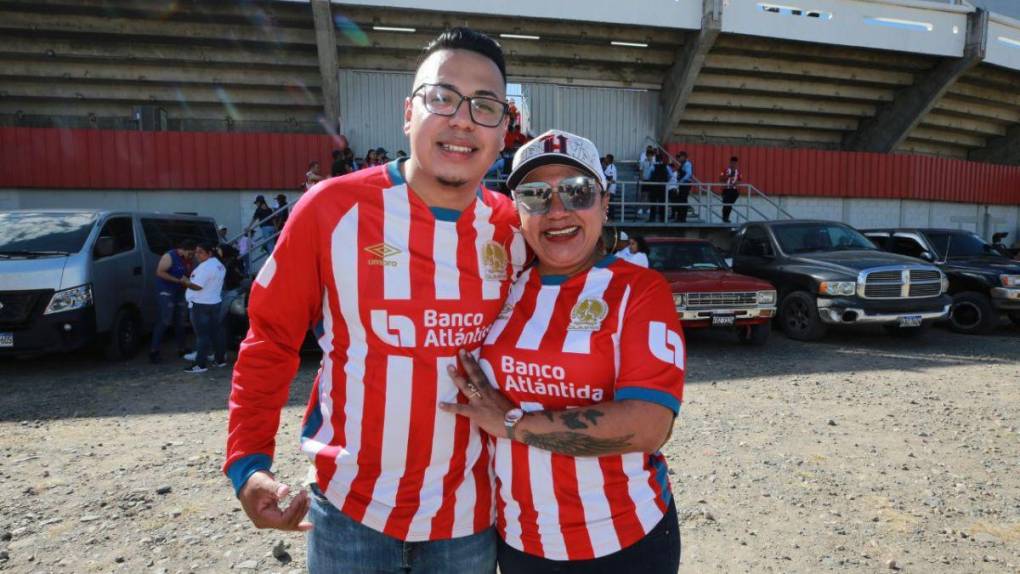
[1,322,1018,573]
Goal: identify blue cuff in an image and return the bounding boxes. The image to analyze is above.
[226,453,273,496]
[615,387,681,415]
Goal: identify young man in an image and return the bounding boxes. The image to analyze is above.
[183,242,227,373]
[223,27,526,573]
[603,153,618,221]
[149,239,195,363]
[721,155,741,223]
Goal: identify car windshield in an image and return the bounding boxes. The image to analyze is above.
[925,231,1003,259]
[0,212,97,257]
[648,242,726,271]
[772,222,876,254]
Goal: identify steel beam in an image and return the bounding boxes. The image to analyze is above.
[657,0,721,143]
[843,8,989,152]
[312,0,340,132]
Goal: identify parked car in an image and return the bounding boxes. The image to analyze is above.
[729,220,951,340]
[647,237,777,345]
[0,210,218,358]
[862,228,1020,334]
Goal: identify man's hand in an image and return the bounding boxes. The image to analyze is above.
[237,471,312,532]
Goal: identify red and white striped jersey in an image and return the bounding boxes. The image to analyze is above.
[478,256,685,560]
[224,161,527,541]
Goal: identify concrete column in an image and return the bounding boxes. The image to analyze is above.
[311,0,341,133]
[970,123,1020,165]
[843,8,988,153]
[656,0,722,144]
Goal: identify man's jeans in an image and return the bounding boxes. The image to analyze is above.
[218,288,243,345]
[259,224,277,255]
[188,302,225,368]
[307,484,497,574]
[150,291,186,354]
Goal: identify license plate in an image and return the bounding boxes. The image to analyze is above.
[0,332,12,348]
[898,315,922,328]
[712,315,736,326]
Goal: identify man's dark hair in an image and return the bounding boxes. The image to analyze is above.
[606,154,614,162]
[177,238,198,251]
[196,241,217,255]
[419,27,506,84]
[332,149,341,159]
[678,151,688,158]
[731,156,739,162]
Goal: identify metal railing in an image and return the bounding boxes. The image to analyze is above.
[223,202,291,277]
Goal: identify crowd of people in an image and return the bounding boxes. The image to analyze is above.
[636,145,744,224]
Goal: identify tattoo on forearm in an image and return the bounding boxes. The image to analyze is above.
[560,411,588,430]
[519,430,635,457]
[582,410,604,426]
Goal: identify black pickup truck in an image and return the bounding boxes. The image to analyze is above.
[729,220,951,340]
[862,228,1020,334]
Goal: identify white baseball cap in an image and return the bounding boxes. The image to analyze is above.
[507,129,607,191]
[619,231,630,241]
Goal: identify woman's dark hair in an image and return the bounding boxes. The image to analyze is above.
[177,238,198,251]
[419,27,506,84]
[196,241,217,255]
[632,235,649,254]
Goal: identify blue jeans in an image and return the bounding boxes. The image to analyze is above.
[307,484,497,574]
[150,291,186,353]
[259,224,277,254]
[188,302,225,368]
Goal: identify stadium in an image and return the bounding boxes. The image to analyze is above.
[1,0,1019,240]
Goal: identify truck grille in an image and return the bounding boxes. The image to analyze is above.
[686,292,758,307]
[0,290,49,326]
[861,267,942,300]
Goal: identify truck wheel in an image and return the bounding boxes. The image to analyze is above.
[1009,312,1020,327]
[105,308,141,360]
[737,322,770,346]
[882,324,927,338]
[948,292,997,335]
[780,291,828,341]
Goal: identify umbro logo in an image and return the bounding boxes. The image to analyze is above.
[365,243,400,267]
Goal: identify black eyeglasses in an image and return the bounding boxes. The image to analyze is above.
[411,83,509,128]
[512,177,602,215]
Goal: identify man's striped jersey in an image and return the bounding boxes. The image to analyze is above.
[224,160,527,541]
[478,256,685,560]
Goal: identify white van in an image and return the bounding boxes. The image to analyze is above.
[0,210,218,359]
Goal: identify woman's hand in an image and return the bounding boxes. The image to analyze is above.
[439,349,516,439]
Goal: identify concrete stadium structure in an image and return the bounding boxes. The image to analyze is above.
[0,0,1019,238]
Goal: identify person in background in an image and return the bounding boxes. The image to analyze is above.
[376,148,390,163]
[363,148,380,169]
[149,238,195,363]
[216,242,246,350]
[673,151,693,224]
[625,234,650,268]
[396,150,408,159]
[236,228,253,275]
[305,161,324,190]
[486,155,506,179]
[343,147,359,171]
[614,230,631,258]
[250,195,276,255]
[603,154,618,221]
[273,194,290,233]
[182,242,227,373]
[331,149,348,177]
[217,224,229,244]
[721,156,741,223]
[648,153,670,223]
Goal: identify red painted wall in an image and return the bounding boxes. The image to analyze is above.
[1,128,1018,205]
[0,128,338,191]
[663,143,1020,205]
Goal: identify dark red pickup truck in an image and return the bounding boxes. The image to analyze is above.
[647,237,777,345]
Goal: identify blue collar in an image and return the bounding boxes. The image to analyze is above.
[538,254,617,285]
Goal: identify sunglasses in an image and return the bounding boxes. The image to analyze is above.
[512,176,602,215]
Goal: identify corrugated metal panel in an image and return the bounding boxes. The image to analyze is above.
[0,127,1017,204]
[522,83,659,159]
[339,69,413,159]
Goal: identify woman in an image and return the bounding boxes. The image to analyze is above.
[623,234,650,268]
[362,148,380,170]
[440,130,684,574]
[250,195,276,255]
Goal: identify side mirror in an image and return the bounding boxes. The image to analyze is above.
[920,251,934,262]
[94,236,115,258]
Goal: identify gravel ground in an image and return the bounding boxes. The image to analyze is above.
[1,322,1018,573]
